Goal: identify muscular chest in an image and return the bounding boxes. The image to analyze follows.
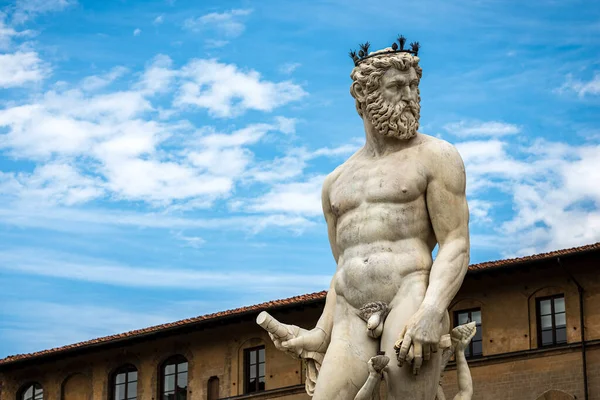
[329,156,428,217]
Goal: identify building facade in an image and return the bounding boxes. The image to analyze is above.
[1,243,599,400]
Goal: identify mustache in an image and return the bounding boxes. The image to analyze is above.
[366,94,420,139]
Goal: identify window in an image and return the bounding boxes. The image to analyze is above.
[207,376,219,400]
[161,355,188,400]
[244,346,265,393]
[111,364,137,400]
[537,295,567,347]
[454,308,482,358]
[19,383,43,400]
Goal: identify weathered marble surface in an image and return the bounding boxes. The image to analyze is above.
[258,47,471,400]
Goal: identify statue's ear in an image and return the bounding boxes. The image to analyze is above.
[350,81,365,102]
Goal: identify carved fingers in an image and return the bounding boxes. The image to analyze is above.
[394,328,442,375]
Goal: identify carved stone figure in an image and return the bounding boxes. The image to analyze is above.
[436,322,476,400]
[258,38,470,400]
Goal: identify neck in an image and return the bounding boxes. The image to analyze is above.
[362,117,416,157]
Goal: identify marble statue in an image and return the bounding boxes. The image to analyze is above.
[257,37,471,400]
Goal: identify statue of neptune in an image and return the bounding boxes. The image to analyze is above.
[257,39,471,400]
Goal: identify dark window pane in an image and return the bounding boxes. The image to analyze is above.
[458,312,469,325]
[116,373,126,384]
[472,341,483,356]
[165,364,176,375]
[540,299,552,315]
[554,297,565,313]
[556,327,567,343]
[542,329,553,345]
[129,371,138,382]
[471,311,481,324]
[555,312,566,327]
[541,315,553,329]
[258,348,265,363]
[177,390,187,400]
[127,381,137,399]
[258,380,265,390]
[473,330,482,341]
[164,374,175,392]
[178,362,188,373]
[163,394,173,400]
[115,383,126,400]
[177,372,188,390]
[24,386,33,400]
[540,300,552,315]
[250,351,256,364]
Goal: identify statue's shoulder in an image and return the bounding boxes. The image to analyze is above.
[322,148,363,192]
[416,134,465,180]
[417,133,464,165]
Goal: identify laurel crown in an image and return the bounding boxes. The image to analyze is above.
[349,35,420,66]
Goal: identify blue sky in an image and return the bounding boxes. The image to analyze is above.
[0,0,599,358]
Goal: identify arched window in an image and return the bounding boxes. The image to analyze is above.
[111,364,138,400]
[19,383,43,400]
[160,355,188,400]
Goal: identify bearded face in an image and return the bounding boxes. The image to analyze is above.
[363,67,421,140]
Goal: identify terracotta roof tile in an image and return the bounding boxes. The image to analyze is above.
[1,242,598,367]
[468,242,600,272]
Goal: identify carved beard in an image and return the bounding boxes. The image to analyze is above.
[364,90,420,140]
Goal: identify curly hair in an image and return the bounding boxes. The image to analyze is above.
[350,50,422,118]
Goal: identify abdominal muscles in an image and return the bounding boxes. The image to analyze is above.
[333,202,435,309]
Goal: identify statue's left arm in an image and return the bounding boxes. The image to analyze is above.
[396,141,470,373]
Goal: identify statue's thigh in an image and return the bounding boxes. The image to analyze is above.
[380,301,445,400]
[312,312,378,400]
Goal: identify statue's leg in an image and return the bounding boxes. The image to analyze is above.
[312,297,379,400]
[380,294,449,400]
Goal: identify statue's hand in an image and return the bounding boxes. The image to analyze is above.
[394,305,444,375]
[451,322,477,352]
[367,355,390,376]
[257,311,328,364]
[279,326,329,360]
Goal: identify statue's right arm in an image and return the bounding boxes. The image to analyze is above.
[315,172,340,337]
[453,350,473,400]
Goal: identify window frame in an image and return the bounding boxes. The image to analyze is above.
[453,307,483,358]
[19,382,43,400]
[536,294,567,347]
[160,355,189,400]
[110,364,138,400]
[243,346,266,393]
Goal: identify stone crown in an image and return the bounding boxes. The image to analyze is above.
[350,35,420,66]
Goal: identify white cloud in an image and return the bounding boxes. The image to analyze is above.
[133,28,141,36]
[175,59,306,117]
[1,163,104,206]
[456,137,600,257]
[135,54,176,95]
[80,66,128,91]
[0,15,33,49]
[11,0,75,24]
[246,175,325,216]
[0,248,331,290]
[0,51,49,87]
[444,120,521,137]
[153,15,164,25]
[183,9,252,38]
[279,62,301,75]
[557,73,600,97]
